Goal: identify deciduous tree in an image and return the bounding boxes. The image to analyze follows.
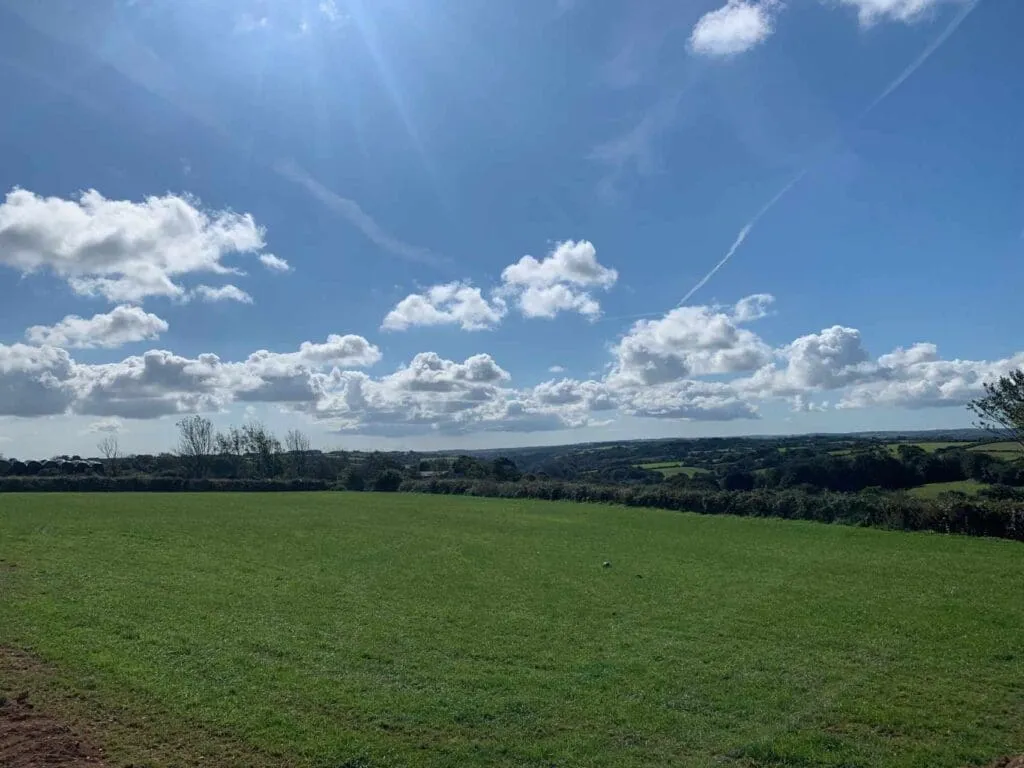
[285,428,312,478]
[970,370,1024,450]
[176,415,214,478]
[243,421,282,479]
[97,435,120,476]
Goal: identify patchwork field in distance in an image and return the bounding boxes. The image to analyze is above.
[1,492,1022,767]
[636,462,707,478]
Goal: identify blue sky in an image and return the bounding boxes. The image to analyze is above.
[0,0,1021,458]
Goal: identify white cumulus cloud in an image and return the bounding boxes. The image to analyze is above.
[382,282,507,331]
[689,0,779,57]
[500,240,618,320]
[609,296,774,387]
[0,188,272,303]
[191,285,254,304]
[25,306,168,349]
[0,343,78,417]
[516,284,602,319]
[384,240,619,329]
[3,289,1023,436]
[312,352,585,436]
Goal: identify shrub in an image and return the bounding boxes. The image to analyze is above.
[371,470,403,493]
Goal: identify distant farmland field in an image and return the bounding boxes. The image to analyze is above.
[1,493,1022,767]
[826,442,970,457]
[893,441,969,453]
[908,479,990,498]
[637,462,706,478]
[969,441,1024,458]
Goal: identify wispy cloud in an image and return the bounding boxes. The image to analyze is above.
[589,92,683,201]
[191,284,254,304]
[234,13,269,34]
[599,5,682,89]
[273,161,449,271]
[318,0,350,26]
[259,254,293,273]
[838,0,970,26]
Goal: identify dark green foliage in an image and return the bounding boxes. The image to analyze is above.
[451,454,491,478]
[721,469,755,491]
[490,457,521,482]
[341,468,366,492]
[0,477,332,492]
[370,469,403,492]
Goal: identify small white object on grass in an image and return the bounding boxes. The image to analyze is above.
[602,560,612,568]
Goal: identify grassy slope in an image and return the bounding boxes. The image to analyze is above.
[1,493,1022,768]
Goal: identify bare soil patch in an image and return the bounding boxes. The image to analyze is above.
[1,645,289,768]
[0,689,106,767]
[2,645,104,766]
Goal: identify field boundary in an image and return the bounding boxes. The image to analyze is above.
[399,479,1024,542]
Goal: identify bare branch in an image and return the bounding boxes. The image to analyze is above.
[285,428,312,478]
[176,415,215,478]
[97,435,120,476]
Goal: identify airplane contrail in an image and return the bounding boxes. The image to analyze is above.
[669,0,983,312]
[678,169,808,306]
[858,0,982,121]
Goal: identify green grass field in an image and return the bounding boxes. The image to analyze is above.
[908,480,990,498]
[909,481,987,499]
[637,462,707,478]
[969,441,1024,458]
[1,493,1022,767]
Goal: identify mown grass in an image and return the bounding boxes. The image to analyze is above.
[907,479,990,498]
[1,493,1022,768]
